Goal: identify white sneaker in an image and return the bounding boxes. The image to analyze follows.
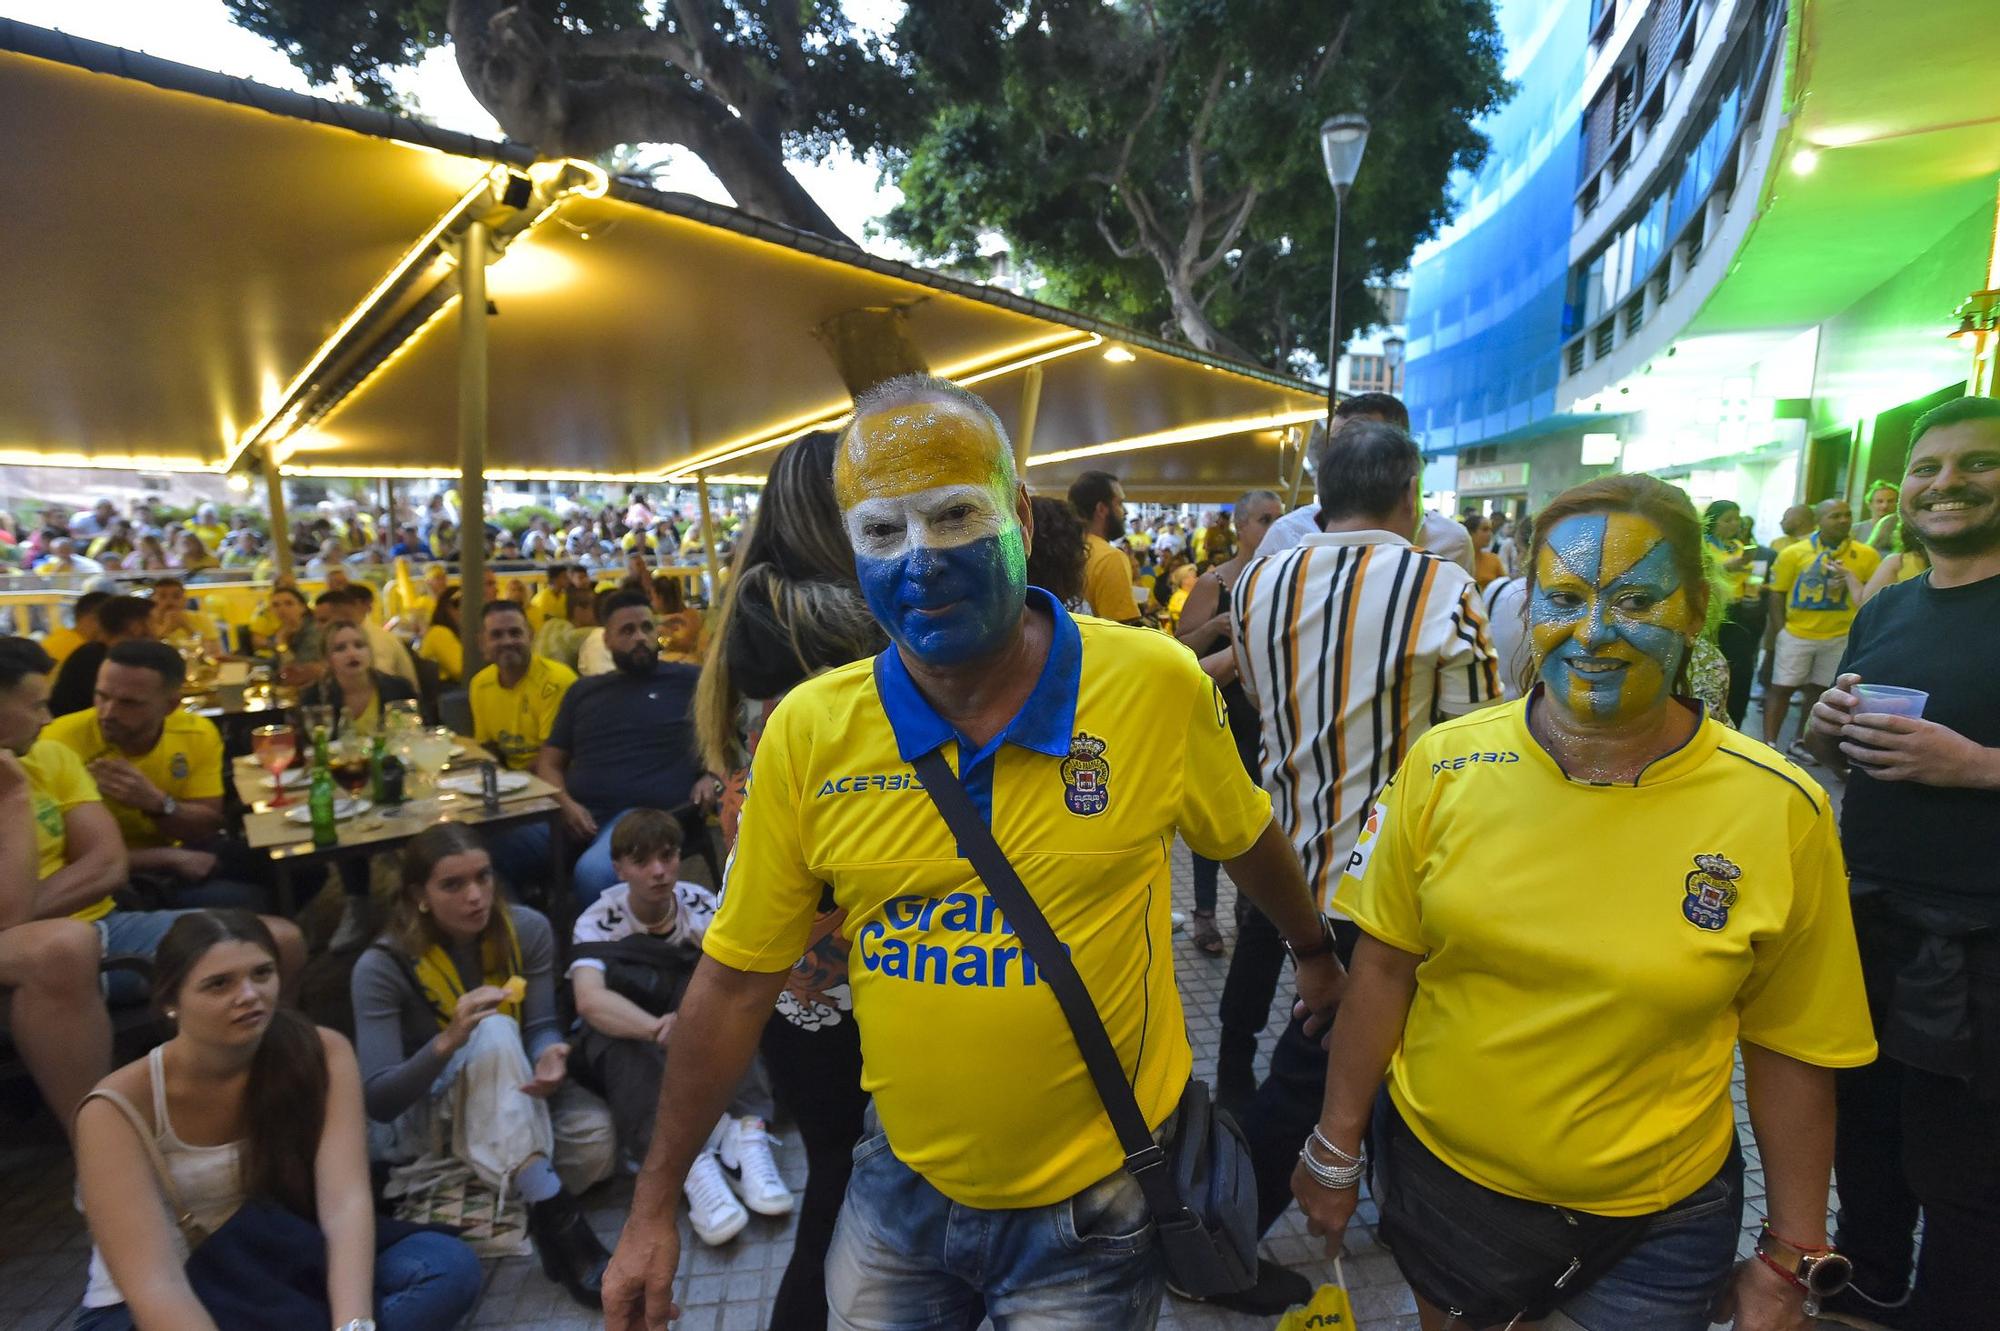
[717,1116,795,1216]
[683,1151,748,1246]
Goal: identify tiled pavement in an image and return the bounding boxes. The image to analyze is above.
[0,702,1854,1330]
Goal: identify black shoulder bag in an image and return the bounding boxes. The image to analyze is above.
[912,749,1258,1298]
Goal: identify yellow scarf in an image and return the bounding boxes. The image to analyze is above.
[410,909,525,1029]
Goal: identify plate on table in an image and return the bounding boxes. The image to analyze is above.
[439,771,530,796]
[260,769,308,791]
[283,797,372,824]
[451,743,467,757]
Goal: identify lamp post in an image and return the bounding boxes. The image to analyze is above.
[1320,114,1371,431]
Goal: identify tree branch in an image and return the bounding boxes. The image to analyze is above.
[1095,212,1146,261]
[568,24,700,72]
[1189,184,1260,282]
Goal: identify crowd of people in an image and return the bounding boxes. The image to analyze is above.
[1,490,748,583]
[0,387,1993,1331]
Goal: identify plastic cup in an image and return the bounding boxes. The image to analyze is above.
[1853,684,1928,718]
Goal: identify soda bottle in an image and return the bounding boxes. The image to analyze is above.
[368,732,388,804]
[307,725,339,848]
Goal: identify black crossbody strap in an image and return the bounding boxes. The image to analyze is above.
[911,749,1187,1220]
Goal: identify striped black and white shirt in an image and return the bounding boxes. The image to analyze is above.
[1232,529,1500,914]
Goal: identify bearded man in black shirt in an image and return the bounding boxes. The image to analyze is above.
[1808,395,2000,1331]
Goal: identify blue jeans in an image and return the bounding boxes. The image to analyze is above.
[73,1230,483,1331]
[825,1113,1165,1330]
[95,909,199,1005]
[1546,1140,1745,1331]
[571,809,635,908]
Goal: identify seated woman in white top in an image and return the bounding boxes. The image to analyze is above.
[73,910,481,1331]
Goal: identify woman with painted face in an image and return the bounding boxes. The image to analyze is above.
[349,825,617,1308]
[1291,474,1876,1331]
[73,910,482,1331]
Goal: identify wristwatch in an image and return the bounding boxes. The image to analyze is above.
[336,1320,377,1331]
[1754,1226,1852,1314]
[157,794,179,819]
[1285,915,1338,962]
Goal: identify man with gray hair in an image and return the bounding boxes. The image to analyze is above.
[602,373,1342,1329]
[1225,419,1497,1287]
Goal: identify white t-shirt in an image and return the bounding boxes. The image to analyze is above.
[567,880,718,979]
[1263,505,1475,576]
[1481,576,1531,700]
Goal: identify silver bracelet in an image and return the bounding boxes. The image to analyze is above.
[1308,1127,1363,1168]
[1297,1147,1365,1190]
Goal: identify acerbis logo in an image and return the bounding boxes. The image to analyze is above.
[1430,750,1520,775]
[815,771,925,797]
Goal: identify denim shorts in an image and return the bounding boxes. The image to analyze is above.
[1546,1141,1745,1331]
[95,908,200,1005]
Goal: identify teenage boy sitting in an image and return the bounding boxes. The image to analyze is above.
[567,808,792,1245]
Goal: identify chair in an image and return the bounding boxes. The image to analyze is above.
[412,656,443,727]
[437,687,472,738]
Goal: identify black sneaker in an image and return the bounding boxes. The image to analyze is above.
[1168,1258,1312,1315]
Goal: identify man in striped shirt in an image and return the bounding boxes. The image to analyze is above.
[1228,420,1499,1263]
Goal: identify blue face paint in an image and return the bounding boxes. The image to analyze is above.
[856,527,1027,666]
[1529,512,1697,723]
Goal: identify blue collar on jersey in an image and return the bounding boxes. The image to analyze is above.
[873,585,1081,765]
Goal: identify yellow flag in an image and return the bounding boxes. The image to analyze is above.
[1273,1280,1359,1330]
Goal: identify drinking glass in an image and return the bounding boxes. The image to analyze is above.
[383,699,422,737]
[332,734,372,797]
[408,727,457,812]
[250,724,297,808]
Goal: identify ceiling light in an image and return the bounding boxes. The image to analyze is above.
[1789,148,1819,175]
[1103,346,1137,364]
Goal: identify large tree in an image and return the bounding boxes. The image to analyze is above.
[885,0,1508,368]
[222,0,918,242]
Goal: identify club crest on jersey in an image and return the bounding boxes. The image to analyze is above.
[1681,853,1741,931]
[1060,732,1110,817]
[170,753,190,781]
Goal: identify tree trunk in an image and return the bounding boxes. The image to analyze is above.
[446,0,853,245]
[1163,275,1255,361]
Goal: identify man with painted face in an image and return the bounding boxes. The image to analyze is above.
[1292,474,1873,1331]
[601,374,1342,1331]
[1765,497,1880,760]
[1808,395,2000,1330]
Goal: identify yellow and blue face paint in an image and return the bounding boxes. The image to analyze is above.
[1529,512,1698,723]
[836,399,1028,667]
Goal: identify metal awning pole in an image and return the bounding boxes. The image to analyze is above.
[1014,364,1044,474]
[1286,424,1314,509]
[263,444,295,583]
[457,220,490,678]
[695,474,723,606]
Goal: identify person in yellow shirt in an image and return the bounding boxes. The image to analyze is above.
[599,373,1339,1326]
[42,639,228,875]
[0,635,119,1130]
[188,503,229,556]
[1293,475,1873,1330]
[471,601,577,770]
[1764,498,1881,761]
[418,587,464,684]
[526,562,571,635]
[39,589,108,669]
[1067,469,1142,623]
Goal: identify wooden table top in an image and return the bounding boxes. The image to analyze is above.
[233,741,559,856]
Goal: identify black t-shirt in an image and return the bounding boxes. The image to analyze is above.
[547,661,703,823]
[1837,569,2000,923]
[50,641,107,718]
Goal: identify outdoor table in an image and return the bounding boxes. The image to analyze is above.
[231,742,571,926]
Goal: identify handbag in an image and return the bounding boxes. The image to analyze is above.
[911,750,1259,1297]
[1368,1092,1650,1325]
[82,1087,450,1330]
[568,936,703,1017]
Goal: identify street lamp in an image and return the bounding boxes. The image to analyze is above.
[1320,113,1371,431]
